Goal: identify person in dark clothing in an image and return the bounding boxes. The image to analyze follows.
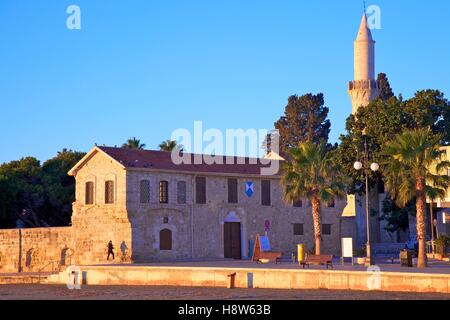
[107,241,115,260]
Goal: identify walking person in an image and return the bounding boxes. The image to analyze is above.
[107,240,115,261]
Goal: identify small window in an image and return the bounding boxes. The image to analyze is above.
[293,223,304,235]
[163,217,169,224]
[159,181,168,204]
[261,180,271,206]
[177,181,187,204]
[196,177,206,204]
[140,180,150,204]
[293,199,303,208]
[228,178,238,204]
[159,229,172,250]
[327,199,335,208]
[322,224,332,235]
[105,180,114,204]
[85,181,94,205]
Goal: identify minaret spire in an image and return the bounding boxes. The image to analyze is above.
[348,12,379,114]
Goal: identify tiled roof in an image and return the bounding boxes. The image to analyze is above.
[98,146,279,176]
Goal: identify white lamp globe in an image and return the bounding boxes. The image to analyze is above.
[370,162,380,172]
[353,161,363,171]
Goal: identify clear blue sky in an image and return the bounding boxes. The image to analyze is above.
[1,0,449,163]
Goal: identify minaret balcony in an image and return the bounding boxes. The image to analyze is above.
[348,80,378,91]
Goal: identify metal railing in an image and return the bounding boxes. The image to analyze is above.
[426,241,436,254]
[36,253,74,283]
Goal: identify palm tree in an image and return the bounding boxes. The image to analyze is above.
[281,141,347,255]
[122,137,146,150]
[159,140,183,152]
[383,128,450,268]
[426,186,446,253]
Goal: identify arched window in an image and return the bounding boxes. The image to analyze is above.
[159,181,168,203]
[159,229,172,250]
[105,180,114,204]
[177,181,186,204]
[85,181,94,205]
[140,180,151,203]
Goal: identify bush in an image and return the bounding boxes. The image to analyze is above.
[436,235,450,256]
[355,246,366,257]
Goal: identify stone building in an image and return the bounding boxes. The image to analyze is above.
[67,146,353,263]
[0,146,354,272]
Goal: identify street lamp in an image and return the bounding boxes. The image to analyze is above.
[354,134,379,267]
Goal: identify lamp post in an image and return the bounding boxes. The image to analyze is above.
[354,134,379,267]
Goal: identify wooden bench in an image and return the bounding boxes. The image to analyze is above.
[256,252,283,264]
[300,254,333,269]
[251,234,283,264]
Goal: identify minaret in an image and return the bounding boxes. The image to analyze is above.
[348,14,378,114]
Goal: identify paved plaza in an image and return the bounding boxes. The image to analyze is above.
[92,258,450,275]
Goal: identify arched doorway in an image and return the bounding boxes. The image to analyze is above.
[224,212,241,259]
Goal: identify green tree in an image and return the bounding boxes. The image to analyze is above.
[426,186,447,249]
[41,149,86,226]
[122,137,146,150]
[281,141,347,255]
[0,157,45,228]
[0,150,85,229]
[382,128,450,268]
[274,93,331,155]
[159,140,183,152]
[376,73,394,101]
[380,197,413,235]
[335,89,450,232]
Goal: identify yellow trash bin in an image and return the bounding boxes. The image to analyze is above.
[297,244,305,264]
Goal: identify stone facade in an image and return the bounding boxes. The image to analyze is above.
[124,169,350,261]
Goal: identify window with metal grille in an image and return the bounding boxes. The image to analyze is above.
[293,199,303,207]
[293,223,304,235]
[228,178,238,203]
[105,180,114,204]
[322,224,332,235]
[159,181,168,204]
[177,181,186,204]
[196,177,206,204]
[85,181,94,205]
[159,229,172,250]
[140,180,150,204]
[261,180,271,206]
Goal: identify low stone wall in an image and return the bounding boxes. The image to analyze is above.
[48,265,450,294]
[0,227,74,273]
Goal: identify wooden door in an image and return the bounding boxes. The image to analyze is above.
[224,222,241,259]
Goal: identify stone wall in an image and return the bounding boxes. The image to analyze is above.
[0,227,73,273]
[48,265,450,294]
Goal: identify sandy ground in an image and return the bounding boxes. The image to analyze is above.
[0,285,449,300]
